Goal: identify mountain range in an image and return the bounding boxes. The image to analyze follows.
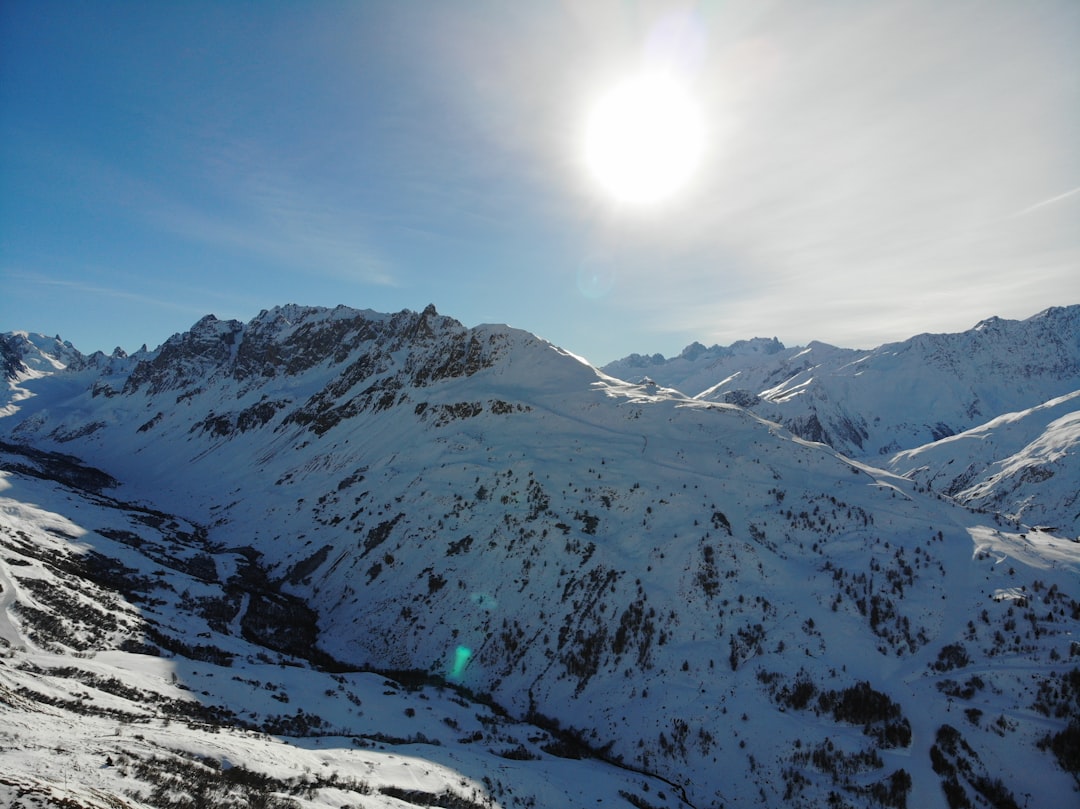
[1,303,1078,808]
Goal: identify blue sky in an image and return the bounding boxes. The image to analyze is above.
[2,1,1078,365]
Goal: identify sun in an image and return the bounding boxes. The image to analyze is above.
[584,72,705,205]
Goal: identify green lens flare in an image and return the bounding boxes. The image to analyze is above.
[450,645,472,680]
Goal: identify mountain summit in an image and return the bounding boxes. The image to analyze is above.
[2,303,1079,808]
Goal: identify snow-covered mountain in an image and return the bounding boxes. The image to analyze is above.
[604,306,1080,459]
[1,331,84,379]
[2,303,1079,808]
[889,390,1080,535]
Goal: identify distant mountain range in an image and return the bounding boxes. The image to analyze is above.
[2,303,1078,808]
[603,305,1080,536]
[604,306,1080,454]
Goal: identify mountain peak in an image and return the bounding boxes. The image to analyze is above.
[1,330,85,379]
[973,315,1004,332]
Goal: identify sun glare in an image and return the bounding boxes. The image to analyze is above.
[584,72,705,205]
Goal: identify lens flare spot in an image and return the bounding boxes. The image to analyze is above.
[645,10,707,75]
[450,645,472,680]
[576,261,616,299]
[470,591,498,612]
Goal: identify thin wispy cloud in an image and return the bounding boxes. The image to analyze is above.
[1011,186,1080,219]
[146,138,403,289]
[9,270,203,313]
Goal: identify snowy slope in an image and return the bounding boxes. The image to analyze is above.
[889,390,1080,536]
[0,442,690,809]
[603,306,1080,459]
[2,303,1079,808]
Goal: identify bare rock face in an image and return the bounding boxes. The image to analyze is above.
[1,334,28,381]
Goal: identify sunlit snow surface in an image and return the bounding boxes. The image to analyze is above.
[2,305,1079,808]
